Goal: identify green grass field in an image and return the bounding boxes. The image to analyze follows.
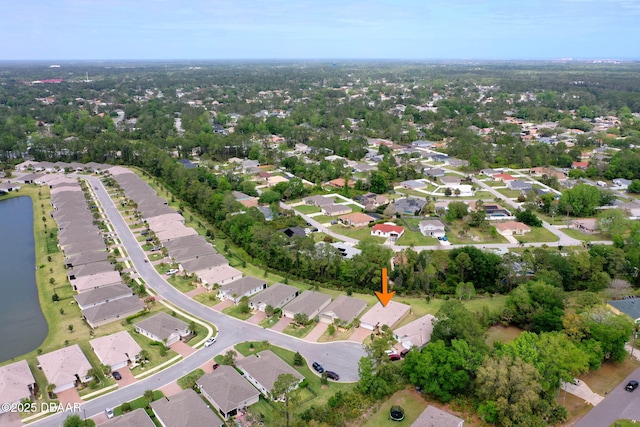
[515,226,560,243]
[362,388,430,427]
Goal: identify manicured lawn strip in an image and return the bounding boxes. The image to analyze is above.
[166,274,198,293]
[295,204,321,214]
[609,420,636,427]
[362,388,430,427]
[496,188,523,198]
[193,292,220,307]
[309,214,334,224]
[329,225,385,242]
[396,230,440,246]
[222,304,253,320]
[259,316,280,328]
[113,390,164,417]
[282,321,316,338]
[177,368,204,389]
[317,326,354,342]
[561,228,610,242]
[445,222,509,245]
[515,226,559,243]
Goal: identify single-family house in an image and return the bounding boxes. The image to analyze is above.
[339,212,375,227]
[74,284,132,310]
[82,295,145,328]
[439,176,462,186]
[318,295,368,326]
[218,276,267,303]
[493,173,516,182]
[100,408,155,427]
[195,264,243,288]
[65,250,109,269]
[572,161,589,170]
[72,270,122,292]
[482,204,513,220]
[282,291,332,320]
[151,388,223,427]
[327,241,362,259]
[322,204,352,217]
[90,331,142,370]
[236,350,304,397]
[303,195,333,207]
[506,180,533,191]
[359,301,411,331]
[393,198,427,215]
[495,221,531,236]
[326,178,355,188]
[135,312,190,346]
[37,345,93,393]
[393,314,435,350]
[412,405,464,427]
[249,283,300,312]
[418,219,446,238]
[424,168,446,178]
[480,168,499,177]
[179,253,228,273]
[619,201,640,219]
[371,223,405,239]
[608,297,640,323]
[0,360,36,412]
[280,227,307,238]
[197,365,261,419]
[401,180,427,190]
[569,218,599,234]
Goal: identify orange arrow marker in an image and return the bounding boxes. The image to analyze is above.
[375,267,395,307]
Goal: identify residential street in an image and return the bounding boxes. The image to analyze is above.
[29,176,367,426]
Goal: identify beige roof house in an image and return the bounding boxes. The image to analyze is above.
[195,265,243,287]
[151,388,223,427]
[322,204,352,217]
[135,312,190,346]
[282,290,332,319]
[101,408,155,427]
[237,350,304,396]
[90,331,143,370]
[249,283,300,312]
[412,405,464,427]
[393,314,436,349]
[74,283,132,310]
[494,221,531,236]
[197,365,261,419]
[0,360,36,408]
[37,344,92,393]
[360,301,411,331]
[339,212,375,227]
[156,226,198,242]
[319,295,368,326]
[72,270,122,292]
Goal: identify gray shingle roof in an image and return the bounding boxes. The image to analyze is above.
[197,365,260,415]
[237,350,303,394]
[151,388,222,427]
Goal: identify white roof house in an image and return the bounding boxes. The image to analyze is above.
[135,312,190,346]
[248,283,300,312]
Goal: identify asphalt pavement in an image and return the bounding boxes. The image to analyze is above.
[29,175,366,427]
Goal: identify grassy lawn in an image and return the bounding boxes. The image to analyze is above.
[177,368,204,389]
[222,303,253,320]
[295,204,321,214]
[167,274,199,293]
[395,230,440,246]
[193,292,220,307]
[259,316,280,328]
[483,180,505,187]
[282,321,317,338]
[496,188,523,198]
[113,390,164,416]
[395,188,432,198]
[515,226,560,243]
[329,225,386,243]
[317,326,354,342]
[485,325,524,346]
[362,388,429,427]
[560,392,592,427]
[561,228,609,242]
[579,357,640,395]
[445,222,509,245]
[610,421,637,427]
[309,214,334,224]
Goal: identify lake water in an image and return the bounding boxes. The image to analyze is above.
[0,196,48,362]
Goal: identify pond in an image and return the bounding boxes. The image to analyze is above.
[0,196,48,362]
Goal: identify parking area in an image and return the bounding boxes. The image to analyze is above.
[113,367,137,387]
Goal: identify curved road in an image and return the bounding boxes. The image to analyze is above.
[32,176,366,426]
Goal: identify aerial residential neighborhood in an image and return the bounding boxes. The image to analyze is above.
[1,57,640,427]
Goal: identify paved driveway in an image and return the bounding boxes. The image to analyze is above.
[304,322,329,342]
[57,387,82,406]
[114,368,137,388]
[348,327,372,343]
[271,317,293,332]
[246,311,267,325]
[170,340,196,357]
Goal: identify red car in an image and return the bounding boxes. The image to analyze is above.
[389,353,402,361]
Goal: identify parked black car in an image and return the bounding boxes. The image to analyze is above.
[312,362,324,373]
[626,380,639,391]
[112,371,122,380]
[325,371,340,381]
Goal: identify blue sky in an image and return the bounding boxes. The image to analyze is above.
[1,0,639,60]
